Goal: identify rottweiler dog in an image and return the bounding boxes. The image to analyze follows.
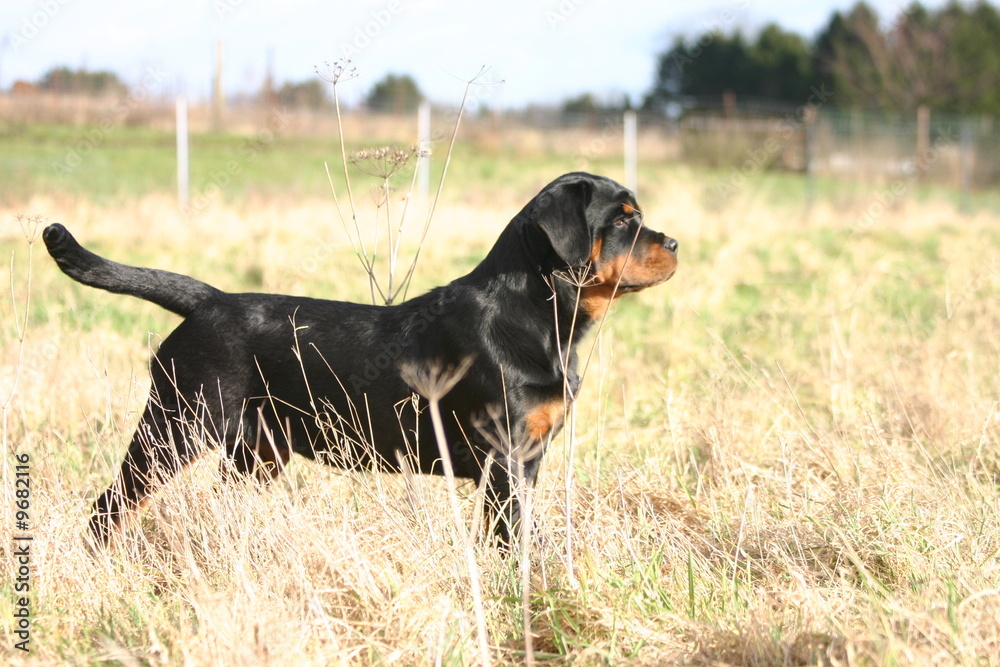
[44,172,678,547]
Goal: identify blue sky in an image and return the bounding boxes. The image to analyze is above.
[3,0,937,107]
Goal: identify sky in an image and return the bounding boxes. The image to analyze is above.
[2,0,939,108]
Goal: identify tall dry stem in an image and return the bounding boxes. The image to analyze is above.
[319,60,492,306]
[3,219,42,444]
[400,359,491,667]
[547,212,646,585]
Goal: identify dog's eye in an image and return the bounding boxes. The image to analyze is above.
[613,218,628,228]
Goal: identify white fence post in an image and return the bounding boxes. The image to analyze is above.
[624,110,637,193]
[176,96,189,210]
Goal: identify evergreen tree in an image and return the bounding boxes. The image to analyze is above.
[37,67,127,95]
[646,31,752,109]
[365,74,423,113]
[752,24,813,101]
[648,0,1000,115]
[646,25,811,108]
[812,2,884,108]
[275,80,329,109]
[946,1,1000,114]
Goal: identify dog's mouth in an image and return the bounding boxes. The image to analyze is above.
[616,268,677,293]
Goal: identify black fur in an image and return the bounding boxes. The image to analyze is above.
[44,172,678,547]
[43,224,222,316]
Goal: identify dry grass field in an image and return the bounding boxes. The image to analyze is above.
[1,165,999,664]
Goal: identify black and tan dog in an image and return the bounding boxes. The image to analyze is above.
[44,172,677,546]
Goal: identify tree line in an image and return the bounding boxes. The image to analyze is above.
[15,65,424,114]
[15,1,1000,117]
[26,67,128,96]
[644,1,1000,116]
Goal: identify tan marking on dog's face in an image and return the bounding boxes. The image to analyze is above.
[619,240,677,286]
[581,233,677,320]
[524,398,566,441]
[588,238,603,265]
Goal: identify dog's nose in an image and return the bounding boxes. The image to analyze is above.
[664,237,678,254]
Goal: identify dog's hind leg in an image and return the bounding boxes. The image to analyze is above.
[89,400,205,545]
[221,408,291,483]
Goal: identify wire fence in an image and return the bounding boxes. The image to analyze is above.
[3,91,998,198]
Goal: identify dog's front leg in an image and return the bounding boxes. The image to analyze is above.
[482,453,543,551]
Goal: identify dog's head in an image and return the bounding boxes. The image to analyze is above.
[527,172,678,318]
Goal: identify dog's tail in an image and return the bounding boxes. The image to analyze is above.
[43,223,224,318]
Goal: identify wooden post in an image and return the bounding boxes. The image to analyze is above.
[176,97,189,210]
[916,105,930,179]
[960,121,971,213]
[213,40,224,130]
[804,105,817,213]
[723,90,736,116]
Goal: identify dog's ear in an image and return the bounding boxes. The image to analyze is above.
[532,177,596,266]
